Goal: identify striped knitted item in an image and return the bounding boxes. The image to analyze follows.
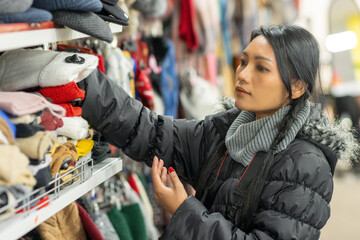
[225,100,310,166]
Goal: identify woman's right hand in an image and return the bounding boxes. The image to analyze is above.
[151,156,188,215]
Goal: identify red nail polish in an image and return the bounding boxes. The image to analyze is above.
[169,167,174,173]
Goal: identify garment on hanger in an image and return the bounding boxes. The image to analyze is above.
[37,202,87,240]
[76,202,105,240]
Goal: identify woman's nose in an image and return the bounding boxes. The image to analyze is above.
[236,66,250,84]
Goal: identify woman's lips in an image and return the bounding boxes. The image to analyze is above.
[236,86,250,96]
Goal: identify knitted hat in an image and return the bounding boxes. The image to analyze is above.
[0,92,66,118]
[58,103,82,117]
[0,0,33,14]
[0,145,29,184]
[16,131,56,160]
[76,139,94,159]
[97,0,129,26]
[52,10,113,43]
[40,112,64,131]
[50,142,77,176]
[36,81,85,104]
[32,0,103,12]
[57,117,89,140]
[0,7,52,24]
[0,49,98,91]
[37,202,87,240]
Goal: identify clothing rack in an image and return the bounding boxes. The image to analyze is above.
[0,23,124,240]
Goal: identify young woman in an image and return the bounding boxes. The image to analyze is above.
[81,25,359,239]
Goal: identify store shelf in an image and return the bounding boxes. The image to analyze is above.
[0,22,122,52]
[0,157,123,240]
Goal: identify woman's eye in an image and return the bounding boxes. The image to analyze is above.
[257,65,269,72]
[239,59,247,67]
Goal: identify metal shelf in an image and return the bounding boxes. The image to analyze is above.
[0,157,123,240]
[0,22,122,51]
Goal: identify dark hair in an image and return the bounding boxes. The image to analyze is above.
[238,25,320,231]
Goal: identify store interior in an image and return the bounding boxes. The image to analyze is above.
[0,0,359,239]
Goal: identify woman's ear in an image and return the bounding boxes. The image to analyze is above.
[291,79,307,99]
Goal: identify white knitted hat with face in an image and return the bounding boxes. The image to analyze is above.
[0,49,98,91]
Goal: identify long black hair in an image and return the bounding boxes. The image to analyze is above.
[238,25,320,231]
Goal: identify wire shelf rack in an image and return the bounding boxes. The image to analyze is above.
[0,157,123,240]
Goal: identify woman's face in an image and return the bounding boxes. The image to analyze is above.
[235,35,290,119]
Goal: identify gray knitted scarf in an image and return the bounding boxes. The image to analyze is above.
[225,100,311,166]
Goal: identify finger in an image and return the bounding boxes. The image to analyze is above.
[152,156,159,170]
[161,167,167,185]
[151,156,159,181]
[168,167,182,189]
[158,159,164,173]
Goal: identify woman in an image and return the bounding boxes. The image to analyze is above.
[81,25,359,239]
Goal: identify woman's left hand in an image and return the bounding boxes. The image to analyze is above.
[151,156,188,215]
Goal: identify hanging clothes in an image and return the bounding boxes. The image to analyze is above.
[178,0,199,51]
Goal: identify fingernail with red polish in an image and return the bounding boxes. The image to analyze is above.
[169,167,174,173]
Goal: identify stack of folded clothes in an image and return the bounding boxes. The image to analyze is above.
[0,91,66,219]
[0,48,98,190]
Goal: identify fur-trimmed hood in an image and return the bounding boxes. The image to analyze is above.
[300,102,359,169]
[214,97,360,169]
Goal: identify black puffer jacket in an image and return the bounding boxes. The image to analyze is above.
[82,70,359,239]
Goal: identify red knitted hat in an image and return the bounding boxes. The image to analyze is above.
[40,112,64,131]
[58,103,82,117]
[36,81,85,104]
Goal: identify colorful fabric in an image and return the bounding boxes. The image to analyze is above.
[0,91,65,118]
[37,202,87,240]
[179,0,199,51]
[36,81,85,104]
[107,206,134,240]
[76,202,105,240]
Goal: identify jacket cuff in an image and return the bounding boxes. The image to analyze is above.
[172,195,204,218]
[160,195,206,239]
